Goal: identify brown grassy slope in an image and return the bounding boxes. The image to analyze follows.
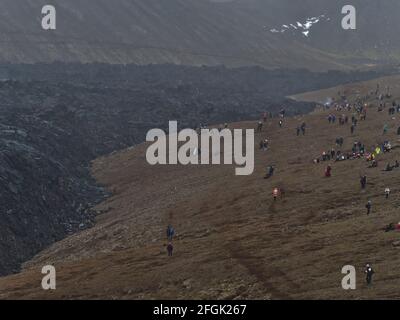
[289,75,400,103]
[1,78,400,299]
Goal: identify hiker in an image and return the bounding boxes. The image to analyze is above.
[272,187,280,201]
[360,175,367,189]
[385,163,393,172]
[352,143,357,154]
[269,165,275,176]
[167,242,174,257]
[325,165,332,177]
[256,121,263,133]
[384,223,395,232]
[366,200,372,215]
[264,139,269,150]
[263,112,268,122]
[370,159,378,168]
[260,139,269,151]
[301,122,306,135]
[383,141,391,153]
[385,187,391,199]
[383,124,388,135]
[167,225,175,241]
[335,153,346,162]
[361,110,367,120]
[265,165,275,179]
[279,120,283,128]
[365,264,375,286]
[336,137,344,147]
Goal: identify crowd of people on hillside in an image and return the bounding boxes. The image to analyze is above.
[251,84,400,286]
[164,84,400,289]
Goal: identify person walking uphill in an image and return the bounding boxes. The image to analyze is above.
[360,175,367,190]
[167,225,175,241]
[365,264,375,286]
[265,165,275,179]
[366,200,372,215]
[257,121,263,133]
[383,124,388,135]
[325,165,332,177]
[385,187,391,199]
[167,242,174,257]
[272,187,280,201]
[301,122,306,135]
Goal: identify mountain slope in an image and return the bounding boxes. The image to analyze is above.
[3,63,386,277]
[0,0,399,69]
[1,76,400,299]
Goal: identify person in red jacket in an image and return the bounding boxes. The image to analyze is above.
[325,165,332,177]
[273,188,280,201]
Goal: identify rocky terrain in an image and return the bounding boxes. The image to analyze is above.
[0,0,399,302]
[1,74,400,299]
[0,63,386,276]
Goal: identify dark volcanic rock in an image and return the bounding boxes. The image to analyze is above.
[0,63,387,275]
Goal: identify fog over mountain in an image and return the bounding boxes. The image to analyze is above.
[0,0,399,70]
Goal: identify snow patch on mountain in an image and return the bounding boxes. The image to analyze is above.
[267,15,329,37]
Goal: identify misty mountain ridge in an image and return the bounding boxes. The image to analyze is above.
[0,0,398,70]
